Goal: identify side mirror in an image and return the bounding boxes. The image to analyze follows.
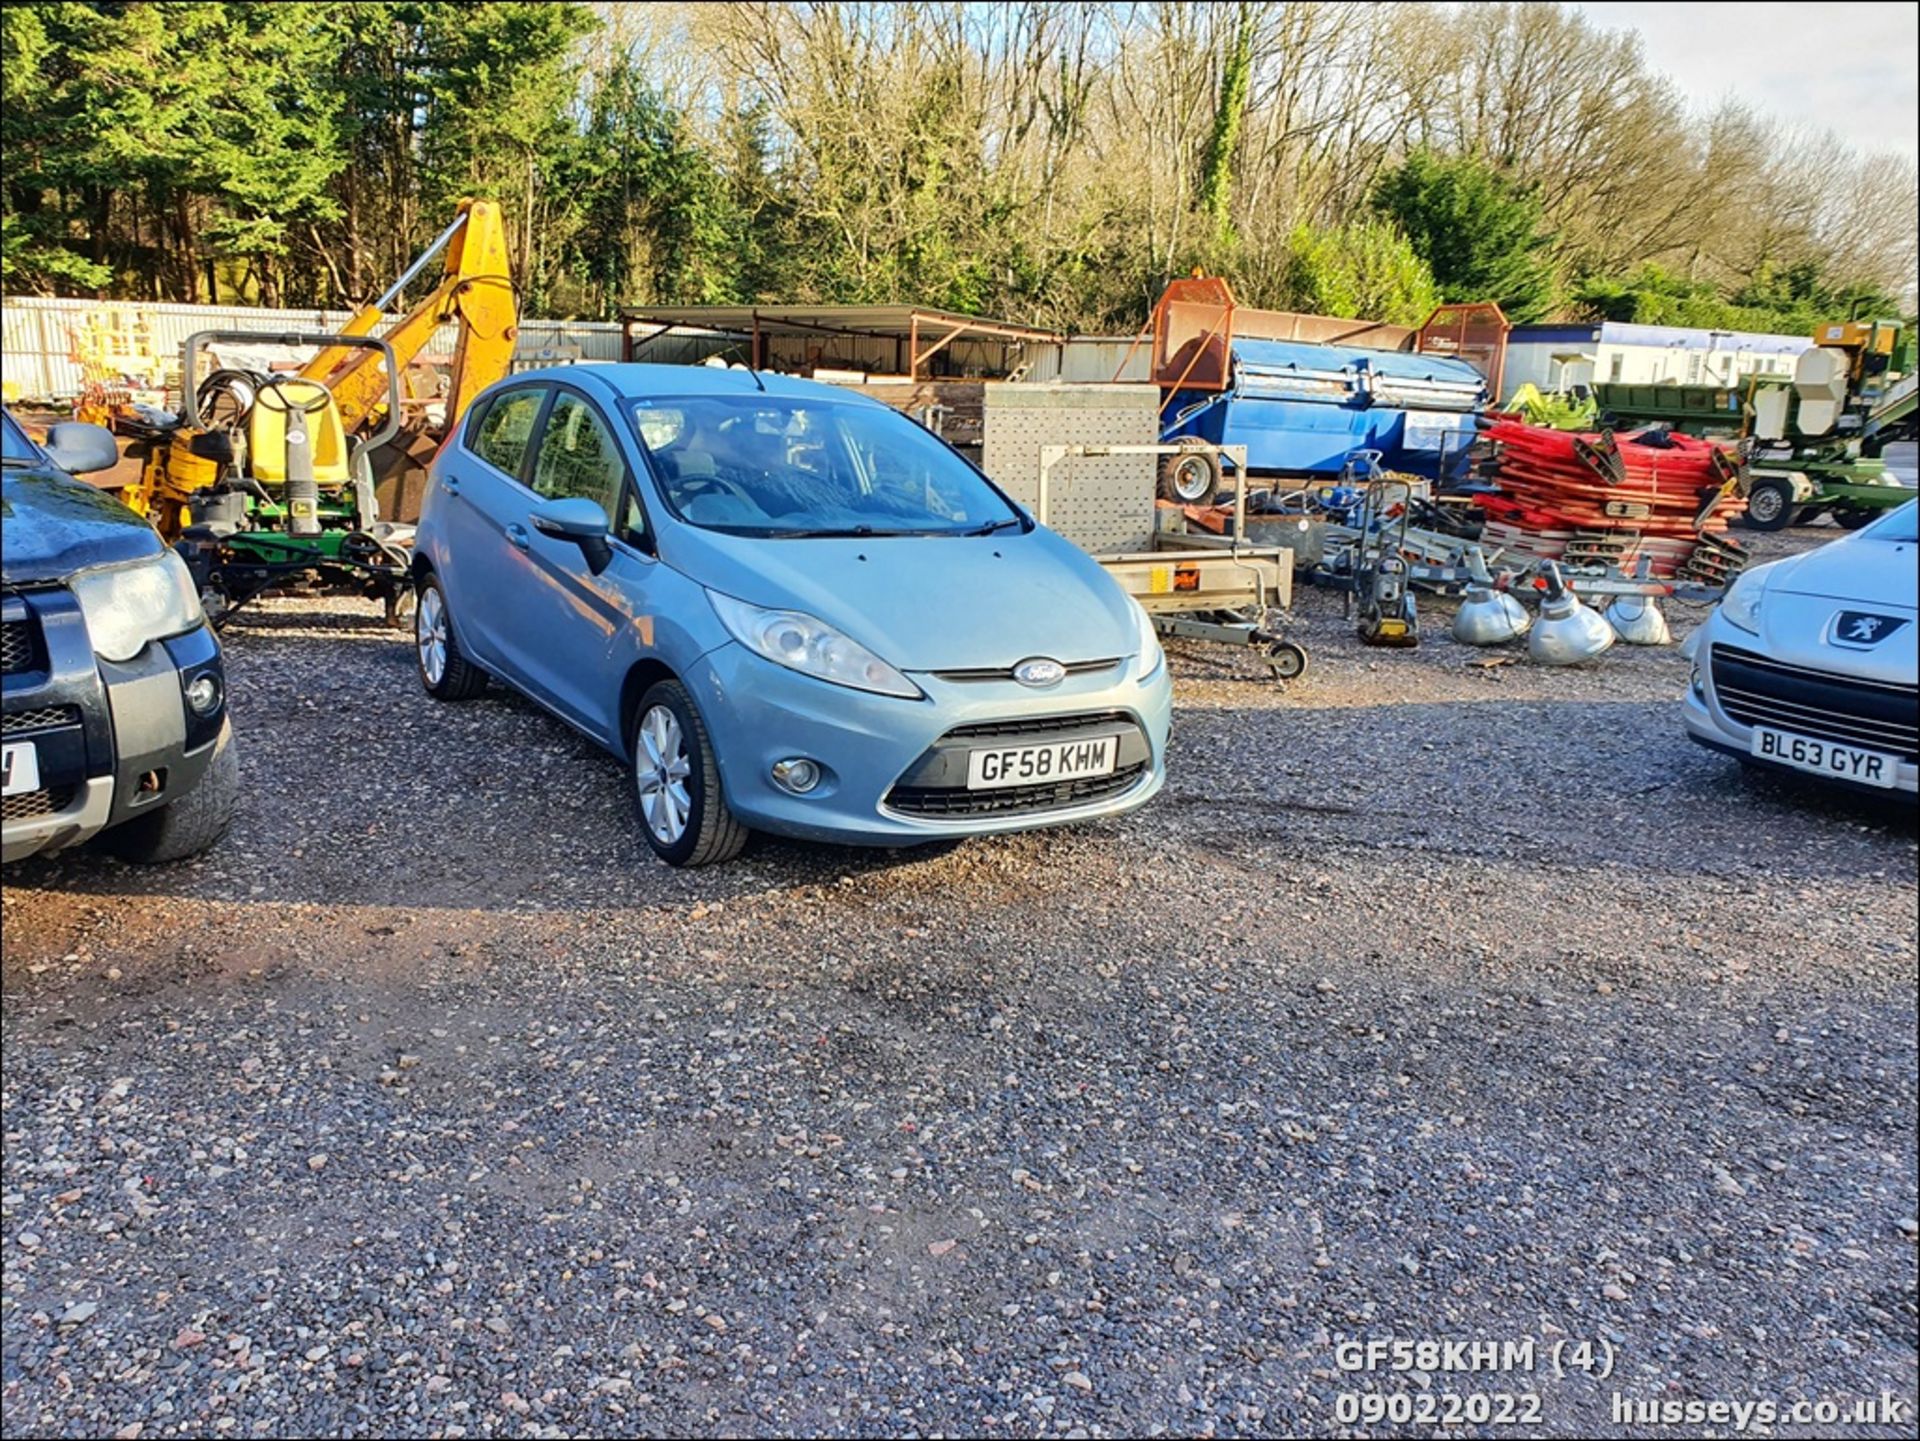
[44,422,121,476]
[530,495,613,574]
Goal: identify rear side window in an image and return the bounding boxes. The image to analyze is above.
[471,388,545,477]
[531,392,639,532]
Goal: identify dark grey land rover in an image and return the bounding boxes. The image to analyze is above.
[3,409,237,863]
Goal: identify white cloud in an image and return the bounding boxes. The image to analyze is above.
[1572,1,1919,161]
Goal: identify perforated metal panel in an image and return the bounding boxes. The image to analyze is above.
[982,384,1161,554]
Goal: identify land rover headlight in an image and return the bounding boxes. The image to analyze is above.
[69,551,206,662]
[707,590,921,699]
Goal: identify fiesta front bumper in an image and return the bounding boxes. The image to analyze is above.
[684,642,1173,845]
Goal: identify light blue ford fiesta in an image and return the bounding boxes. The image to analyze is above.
[411,364,1171,865]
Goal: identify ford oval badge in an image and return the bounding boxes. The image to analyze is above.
[1013,657,1067,688]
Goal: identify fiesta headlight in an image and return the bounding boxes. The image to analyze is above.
[707,590,921,699]
[69,550,206,662]
[1718,565,1772,636]
[1130,597,1165,681]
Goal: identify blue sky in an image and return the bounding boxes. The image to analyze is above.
[1573,2,1919,161]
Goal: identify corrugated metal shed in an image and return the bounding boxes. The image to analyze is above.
[1028,338,1153,384]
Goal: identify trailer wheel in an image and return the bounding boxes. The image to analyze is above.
[1832,505,1876,531]
[1742,477,1795,531]
[1266,640,1309,681]
[1158,446,1221,505]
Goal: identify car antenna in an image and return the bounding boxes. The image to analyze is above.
[743,364,767,393]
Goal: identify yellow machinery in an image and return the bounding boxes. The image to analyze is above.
[297,197,518,458]
[119,198,517,541]
[248,380,350,487]
[106,200,516,624]
[1812,319,1900,382]
[69,306,168,427]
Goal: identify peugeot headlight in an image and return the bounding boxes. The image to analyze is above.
[707,590,921,698]
[69,551,206,662]
[1130,597,1165,681]
[1718,564,1771,636]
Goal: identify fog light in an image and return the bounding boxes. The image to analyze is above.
[771,757,821,794]
[1689,661,1705,697]
[185,673,222,715]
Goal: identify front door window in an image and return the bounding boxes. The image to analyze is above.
[530,392,644,538]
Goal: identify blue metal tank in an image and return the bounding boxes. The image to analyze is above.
[1160,337,1487,478]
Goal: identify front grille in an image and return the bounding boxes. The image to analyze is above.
[1711,645,1919,760]
[887,762,1148,818]
[944,711,1132,740]
[2,785,77,822]
[1,620,41,675]
[2,706,80,736]
[933,658,1122,683]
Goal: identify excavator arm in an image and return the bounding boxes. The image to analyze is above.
[300,198,518,439]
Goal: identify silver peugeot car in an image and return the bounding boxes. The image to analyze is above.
[1683,499,1918,795]
[410,364,1171,866]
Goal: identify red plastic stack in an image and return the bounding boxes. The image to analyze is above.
[1474,421,1748,580]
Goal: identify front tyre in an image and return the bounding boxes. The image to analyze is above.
[631,680,748,867]
[101,725,239,864]
[415,574,487,700]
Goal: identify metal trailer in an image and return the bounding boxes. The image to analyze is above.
[1036,442,1306,680]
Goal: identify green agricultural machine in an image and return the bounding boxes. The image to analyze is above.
[1596,319,1917,531]
[123,330,414,622]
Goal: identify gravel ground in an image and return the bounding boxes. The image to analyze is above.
[4,516,1915,1439]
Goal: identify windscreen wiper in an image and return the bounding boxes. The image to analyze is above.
[763,525,922,539]
[963,517,1023,535]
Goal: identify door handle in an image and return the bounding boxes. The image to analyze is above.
[506,523,530,550]
[442,475,461,496]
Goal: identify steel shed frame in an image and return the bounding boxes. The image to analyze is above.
[619,305,1064,379]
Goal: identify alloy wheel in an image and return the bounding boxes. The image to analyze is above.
[417,585,447,685]
[635,704,693,844]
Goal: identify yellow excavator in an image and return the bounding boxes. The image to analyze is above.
[116,199,517,622]
[293,197,518,511]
